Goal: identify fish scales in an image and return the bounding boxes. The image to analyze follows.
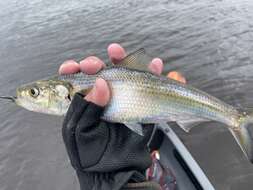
[57,67,240,126]
[10,49,253,163]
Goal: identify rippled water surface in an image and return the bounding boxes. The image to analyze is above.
[1,0,253,189]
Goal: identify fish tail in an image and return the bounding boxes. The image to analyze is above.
[230,114,253,163]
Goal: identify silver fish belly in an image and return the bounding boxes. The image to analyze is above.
[58,67,240,128]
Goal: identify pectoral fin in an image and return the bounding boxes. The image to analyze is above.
[124,122,144,136]
[117,48,152,72]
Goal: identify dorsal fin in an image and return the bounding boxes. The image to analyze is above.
[117,48,152,72]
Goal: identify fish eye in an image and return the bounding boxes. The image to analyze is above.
[29,87,40,97]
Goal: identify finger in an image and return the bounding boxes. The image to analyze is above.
[107,43,126,64]
[59,60,80,75]
[80,56,106,75]
[167,71,187,84]
[84,78,110,107]
[148,58,164,75]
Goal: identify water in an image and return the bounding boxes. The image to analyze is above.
[1,0,253,189]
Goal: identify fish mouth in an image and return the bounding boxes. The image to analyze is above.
[0,96,17,102]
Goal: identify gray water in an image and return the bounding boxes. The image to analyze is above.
[1,0,253,189]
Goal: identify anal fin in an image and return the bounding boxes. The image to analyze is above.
[176,118,209,132]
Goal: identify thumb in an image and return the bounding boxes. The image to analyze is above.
[84,78,111,107]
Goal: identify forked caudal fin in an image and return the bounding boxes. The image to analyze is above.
[230,114,253,163]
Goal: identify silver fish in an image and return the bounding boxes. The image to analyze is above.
[2,49,253,163]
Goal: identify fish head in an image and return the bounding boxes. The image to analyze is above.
[15,79,73,115]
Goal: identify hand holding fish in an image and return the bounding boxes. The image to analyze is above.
[5,43,253,163]
[58,43,171,190]
[58,43,186,107]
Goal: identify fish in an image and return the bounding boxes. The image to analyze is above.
[1,49,253,163]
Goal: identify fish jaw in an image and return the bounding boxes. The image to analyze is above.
[15,97,67,115]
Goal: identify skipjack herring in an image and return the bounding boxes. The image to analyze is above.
[3,49,253,163]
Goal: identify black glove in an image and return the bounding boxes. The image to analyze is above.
[62,93,161,190]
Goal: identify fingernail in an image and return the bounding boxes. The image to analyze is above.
[80,56,105,74]
[149,58,163,75]
[59,60,80,74]
[107,43,126,64]
[152,58,163,65]
[59,64,66,73]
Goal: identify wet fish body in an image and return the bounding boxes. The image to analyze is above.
[58,67,240,128]
[14,66,253,163]
[7,49,253,163]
